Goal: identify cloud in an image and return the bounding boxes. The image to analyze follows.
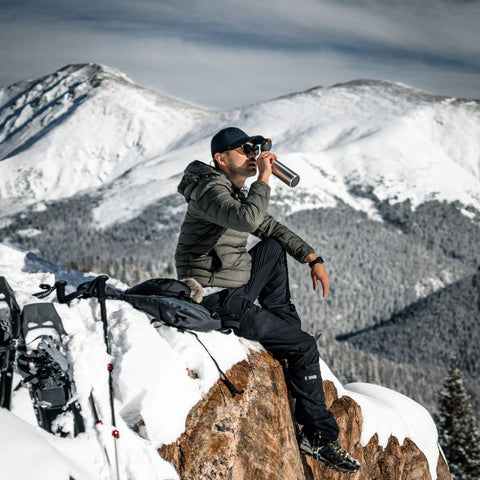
[4,0,479,56]
[1,0,479,106]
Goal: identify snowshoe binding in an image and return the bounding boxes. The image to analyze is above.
[16,303,85,437]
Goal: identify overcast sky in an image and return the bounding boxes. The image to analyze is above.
[1,0,479,108]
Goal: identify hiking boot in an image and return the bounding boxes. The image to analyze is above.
[298,428,360,473]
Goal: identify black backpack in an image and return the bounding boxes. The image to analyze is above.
[123,278,223,332]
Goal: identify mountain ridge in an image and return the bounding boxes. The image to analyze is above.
[1,63,479,228]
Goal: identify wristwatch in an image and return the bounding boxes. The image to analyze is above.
[308,257,324,268]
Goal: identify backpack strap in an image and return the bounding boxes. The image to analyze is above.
[186,331,243,398]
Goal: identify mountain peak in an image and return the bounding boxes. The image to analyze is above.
[4,63,133,93]
[57,63,137,87]
[0,64,107,161]
[0,63,175,164]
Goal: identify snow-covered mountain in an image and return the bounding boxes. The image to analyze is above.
[1,64,479,227]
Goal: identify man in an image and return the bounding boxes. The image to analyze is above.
[175,127,360,473]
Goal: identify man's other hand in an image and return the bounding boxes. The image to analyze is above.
[311,263,329,298]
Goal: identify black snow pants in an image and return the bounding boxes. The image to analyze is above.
[202,238,339,443]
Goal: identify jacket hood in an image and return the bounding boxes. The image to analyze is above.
[178,160,224,202]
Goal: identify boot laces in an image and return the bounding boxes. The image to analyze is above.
[327,440,356,462]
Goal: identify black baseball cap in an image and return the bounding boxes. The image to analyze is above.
[211,127,264,158]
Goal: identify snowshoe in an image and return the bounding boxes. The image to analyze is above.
[16,303,85,437]
[0,277,21,410]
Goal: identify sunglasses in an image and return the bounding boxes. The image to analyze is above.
[238,143,260,156]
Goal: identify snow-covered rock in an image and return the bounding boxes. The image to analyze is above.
[161,349,451,480]
[0,244,449,479]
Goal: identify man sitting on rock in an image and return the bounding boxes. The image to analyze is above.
[175,126,360,473]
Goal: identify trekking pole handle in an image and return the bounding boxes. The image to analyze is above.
[33,281,67,302]
[94,275,111,354]
[55,281,67,303]
[95,275,109,297]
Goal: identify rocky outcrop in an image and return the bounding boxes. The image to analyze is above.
[159,350,451,480]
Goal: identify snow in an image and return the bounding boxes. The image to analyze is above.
[345,383,439,479]
[17,227,42,237]
[0,408,72,480]
[1,244,440,479]
[320,360,439,479]
[0,65,479,228]
[414,274,448,299]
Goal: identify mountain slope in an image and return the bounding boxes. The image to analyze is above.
[0,64,210,209]
[285,204,475,333]
[337,272,480,378]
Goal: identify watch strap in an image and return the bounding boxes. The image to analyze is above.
[308,257,324,268]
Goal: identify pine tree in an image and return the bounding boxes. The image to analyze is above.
[437,357,480,480]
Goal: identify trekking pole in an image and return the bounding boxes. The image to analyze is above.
[34,277,120,477]
[95,275,120,480]
[89,390,114,478]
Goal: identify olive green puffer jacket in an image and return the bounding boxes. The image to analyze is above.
[175,160,314,287]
